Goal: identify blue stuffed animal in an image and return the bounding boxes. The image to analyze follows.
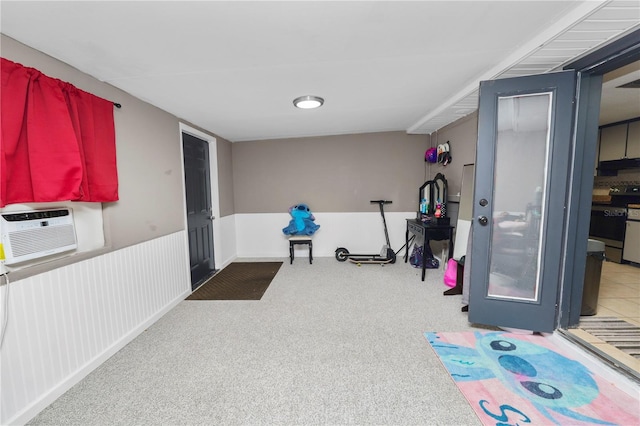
[282,203,320,236]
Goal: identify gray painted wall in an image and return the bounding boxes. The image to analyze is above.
[232,132,429,213]
[424,112,478,198]
[225,119,473,216]
[1,35,234,254]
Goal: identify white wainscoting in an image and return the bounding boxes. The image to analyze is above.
[216,214,237,269]
[1,232,190,425]
[235,212,419,258]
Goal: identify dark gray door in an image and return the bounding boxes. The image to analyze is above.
[469,70,576,333]
[183,132,216,290]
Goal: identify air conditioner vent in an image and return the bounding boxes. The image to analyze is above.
[1,208,77,265]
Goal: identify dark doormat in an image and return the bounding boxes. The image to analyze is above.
[186,262,283,300]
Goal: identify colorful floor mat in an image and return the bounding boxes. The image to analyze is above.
[425,331,639,425]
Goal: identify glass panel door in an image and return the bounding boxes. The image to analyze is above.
[489,94,551,301]
[469,70,576,333]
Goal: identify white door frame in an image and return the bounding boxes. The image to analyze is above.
[178,123,221,276]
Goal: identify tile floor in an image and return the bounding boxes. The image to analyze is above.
[597,260,640,326]
[568,260,640,374]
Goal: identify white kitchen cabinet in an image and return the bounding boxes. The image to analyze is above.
[622,211,640,264]
[599,124,627,161]
[627,120,640,158]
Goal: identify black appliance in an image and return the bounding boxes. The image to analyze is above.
[590,184,640,263]
[598,158,640,173]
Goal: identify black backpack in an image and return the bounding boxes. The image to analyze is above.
[409,244,439,269]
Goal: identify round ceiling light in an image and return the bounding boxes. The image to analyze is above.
[293,95,324,109]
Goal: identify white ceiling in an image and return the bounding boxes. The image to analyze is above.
[1,1,639,142]
[601,60,640,125]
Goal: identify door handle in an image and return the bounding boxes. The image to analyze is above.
[478,216,489,226]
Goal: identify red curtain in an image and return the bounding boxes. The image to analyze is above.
[1,58,118,207]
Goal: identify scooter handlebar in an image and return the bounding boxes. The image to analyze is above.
[370,200,392,204]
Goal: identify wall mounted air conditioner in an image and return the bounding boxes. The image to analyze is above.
[0,208,77,265]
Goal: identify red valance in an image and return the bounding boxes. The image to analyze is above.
[1,57,118,207]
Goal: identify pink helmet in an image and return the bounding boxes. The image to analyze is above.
[425,147,438,163]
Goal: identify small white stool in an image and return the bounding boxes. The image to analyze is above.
[288,236,313,264]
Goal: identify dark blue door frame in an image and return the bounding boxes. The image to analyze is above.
[560,29,640,329]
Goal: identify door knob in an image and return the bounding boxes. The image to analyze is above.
[478,216,489,226]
